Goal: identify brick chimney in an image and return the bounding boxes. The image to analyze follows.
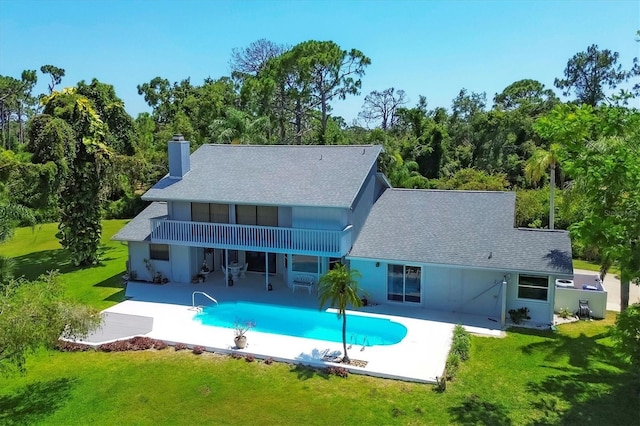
[168,134,190,179]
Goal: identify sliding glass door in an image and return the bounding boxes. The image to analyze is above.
[387,264,421,303]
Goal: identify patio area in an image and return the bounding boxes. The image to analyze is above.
[78,271,504,384]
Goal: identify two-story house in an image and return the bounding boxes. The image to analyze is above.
[114,135,388,292]
[114,136,574,326]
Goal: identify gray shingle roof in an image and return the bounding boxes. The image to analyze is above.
[348,189,572,275]
[143,144,383,208]
[112,202,167,242]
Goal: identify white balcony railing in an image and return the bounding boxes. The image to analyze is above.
[150,218,352,257]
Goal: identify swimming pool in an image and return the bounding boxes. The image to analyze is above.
[195,301,407,346]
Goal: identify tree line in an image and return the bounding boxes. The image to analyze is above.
[0,38,638,307]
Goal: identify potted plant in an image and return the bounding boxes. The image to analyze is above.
[233,320,255,349]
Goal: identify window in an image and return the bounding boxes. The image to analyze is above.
[192,203,229,223]
[387,264,421,303]
[292,255,318,274]
[236,205,278,226]
[150,244,169,261]
[518,275,548,301]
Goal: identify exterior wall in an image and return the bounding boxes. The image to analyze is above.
[350,259,387,301]
[292,206,347,230]
[279,206,292,227]
[169,201,191,221]
[555,288,607,319]
[353,258,564,324]
[128,242,149,281]
[423,266,505,318]
[350,166,379,242]
[353,259,505,319]
[506,274,554,325]
[170,245,192,283]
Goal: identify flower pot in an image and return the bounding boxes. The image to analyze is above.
[234,335,247,349]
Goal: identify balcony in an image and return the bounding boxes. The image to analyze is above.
[150,218,352,257]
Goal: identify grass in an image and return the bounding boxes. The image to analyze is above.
[0,316,635,425]
[572,259,620,277]
[0,222,637,425]
[0,220,129,310]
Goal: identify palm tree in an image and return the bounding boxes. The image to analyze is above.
[317,263,363,364]
[524,143,561,229]
[209,108,270,144]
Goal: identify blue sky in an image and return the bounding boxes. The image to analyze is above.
[1,0,638,123]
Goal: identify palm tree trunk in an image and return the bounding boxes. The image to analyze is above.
[549,162,556,230]
[342,315,350,364]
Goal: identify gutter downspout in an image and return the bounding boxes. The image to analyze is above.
[501,277,508,327]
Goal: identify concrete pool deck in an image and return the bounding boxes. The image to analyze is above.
[77,274,504,383]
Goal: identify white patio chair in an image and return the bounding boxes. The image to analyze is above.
[239,263,248,278]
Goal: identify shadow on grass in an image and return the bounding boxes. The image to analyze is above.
[12,250,75,281]
[448,394,512,426]
[510,325,636,425]
[95,271,127,288]
[289,364,330,381]
[104,288,126,303]
[12,245,123,282]
[515,326,618,371]
[0,378,76,425]
[527,368,638,425]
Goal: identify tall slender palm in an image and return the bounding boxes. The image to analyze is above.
[317,264,363,364]
[524,143,561,229]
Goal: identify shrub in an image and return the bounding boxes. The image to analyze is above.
[98,340,130,352]
[508,307,531,324]
[557,307,573,319]
[445,353,461,381]
[611,303,640,376]
[129,336,156,350]
[245,354,255,362]
[192,345,205,355]
[174,342,188,351]
[56,340,93,352]
[450,325,471,361]
[326,366,349,378]
[154,340,168,350]
[264,357,274,365]
[231,352,243,360]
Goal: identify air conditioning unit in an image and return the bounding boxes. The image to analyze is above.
[555,279,574,288]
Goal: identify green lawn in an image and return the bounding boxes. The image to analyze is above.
[0,222,636,425]
[572,259,620,277]
[0,220,129,310]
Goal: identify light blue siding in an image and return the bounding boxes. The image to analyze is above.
[170,201,191,221]
[170,245,191,283]
[128,241,149,281]
[292,206,347,230]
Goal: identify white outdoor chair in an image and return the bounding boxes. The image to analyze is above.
[239,263,248,278]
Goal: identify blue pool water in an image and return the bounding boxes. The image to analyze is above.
[195,302,407,346]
